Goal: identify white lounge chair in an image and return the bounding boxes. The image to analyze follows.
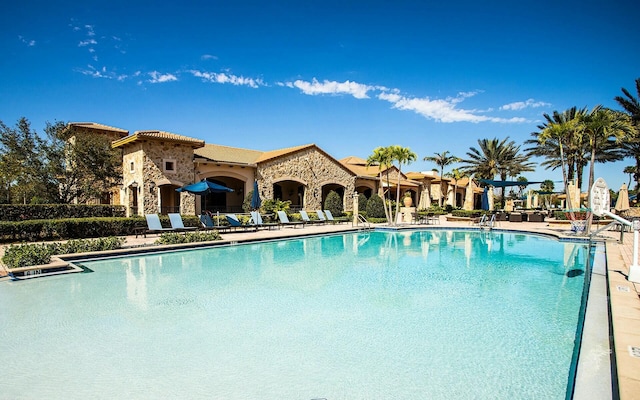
[145,214,178,235]
[168,213,198,231]
[277,211,305,228]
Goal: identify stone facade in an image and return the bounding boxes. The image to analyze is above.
[258,147,356,211]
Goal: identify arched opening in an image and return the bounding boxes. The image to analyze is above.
[273,180,306,211]
[159,184,180,214]
[128,183,139,216]
[202,177,245,214]
[355,186,373,198]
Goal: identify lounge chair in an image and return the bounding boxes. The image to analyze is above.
[276,211,305,228]
[225,214,257,231]
[250,211,279,230]
[145,214,179,235]
[323,210,349,224]
[300,210,323,224]
[316,210,327,223]
[168,213,199,231]
[199,214,230,232]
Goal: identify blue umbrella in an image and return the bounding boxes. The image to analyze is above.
[250,180,261,210]
[176,180,234,195]
[481,187,490,210]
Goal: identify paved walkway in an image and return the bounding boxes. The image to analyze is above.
[1,216,639,398]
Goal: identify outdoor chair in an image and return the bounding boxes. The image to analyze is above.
[300,210,323,224]
[276,211,305,228]
[199,214,231,232]
[324,210,349,224]
[168,213,199,232]
[509,213,523,222]
[145,214,179,235]
[225,213,257,231]
[249,211,279,230]
[316,210,328,223]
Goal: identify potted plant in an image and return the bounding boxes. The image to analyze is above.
[403,191,413,207]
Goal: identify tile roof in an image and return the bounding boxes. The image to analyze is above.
[255,144,315,163]
[112,130,205,148]
[340,156,369,166]
[194,144,263,165]
[68,122,129,135]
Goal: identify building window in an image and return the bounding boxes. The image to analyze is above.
[163,159,176,173]
[129,161,135,172]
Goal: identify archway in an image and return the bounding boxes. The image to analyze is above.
[201,176,245,214]
[273,179,306,211]
[322,184,345,210]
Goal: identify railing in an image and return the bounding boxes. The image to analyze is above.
[354,214,372,229]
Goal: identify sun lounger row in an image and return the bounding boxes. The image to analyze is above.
[144,210,348,236]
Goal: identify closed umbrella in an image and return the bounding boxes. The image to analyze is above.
[176,179,234,195]
[250,180,261,210]
[615,183,630,212]
[481,187,490,210]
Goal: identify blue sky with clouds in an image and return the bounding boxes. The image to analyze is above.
[2,0,639,190]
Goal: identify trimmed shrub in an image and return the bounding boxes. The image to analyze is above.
[357,193,368,213]
[2,236,126,268]
[155,230,222,245]
[0,204,126,221]
[325,190,343,217]
[366,194,386,219]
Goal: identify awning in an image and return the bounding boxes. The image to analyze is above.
[478,179,545,188]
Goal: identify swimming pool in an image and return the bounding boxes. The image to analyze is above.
[0,230,590,399]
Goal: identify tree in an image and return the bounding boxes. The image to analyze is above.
[44,121,123,203]
[615,78,640,190]
[579,106,630,200]
[461,137,534,208]
[424,151,459,207]
[540,180,555,193]
[0,118,46,204]
[367,146,394,224]
[390,145,417,223]
[624,166,636,189]
[324,190,343,217]
[365,193,386,218]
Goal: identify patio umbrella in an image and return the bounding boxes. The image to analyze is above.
[250,180,261,210]
[615,183,630,212]
[481,187,490,210]
[176,179,234,195]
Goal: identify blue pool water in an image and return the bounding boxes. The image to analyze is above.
[0,230,589,399]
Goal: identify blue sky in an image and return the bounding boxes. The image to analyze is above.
[2,0,639,191]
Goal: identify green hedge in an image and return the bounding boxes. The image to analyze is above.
[0,204,126,221]
[155,231,222,245]
[2,236,126,268]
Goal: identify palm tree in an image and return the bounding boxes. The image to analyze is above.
[615,78,640,190]
[367,146,394,224]
[390,145,417,223]
[424,151,459,207]
[624,166,636,189]
[533,109,582,210]
[461,137,533,208]
[579,106,630,199]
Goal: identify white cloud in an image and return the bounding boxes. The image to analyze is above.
[378,90,526,123]
[290,78,374,99]
[201,54,218,60]
[18,36,35,46]
[148,71,178,83]
[189,70,263,88]
[500,98,551,111]
[79,39,97,47]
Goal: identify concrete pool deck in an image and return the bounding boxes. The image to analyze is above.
[1,215,639,398]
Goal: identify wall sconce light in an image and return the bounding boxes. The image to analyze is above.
[150,181,156,193]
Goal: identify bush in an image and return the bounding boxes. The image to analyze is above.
[324,190,343,217]
[155,231,221,245]
[0,217,141,243]
[366,194,386,219]
[357,193,368,212]
[2,236,126,268]
[0,204,126,221]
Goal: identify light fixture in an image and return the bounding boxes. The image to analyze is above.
[150,181,156,193]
